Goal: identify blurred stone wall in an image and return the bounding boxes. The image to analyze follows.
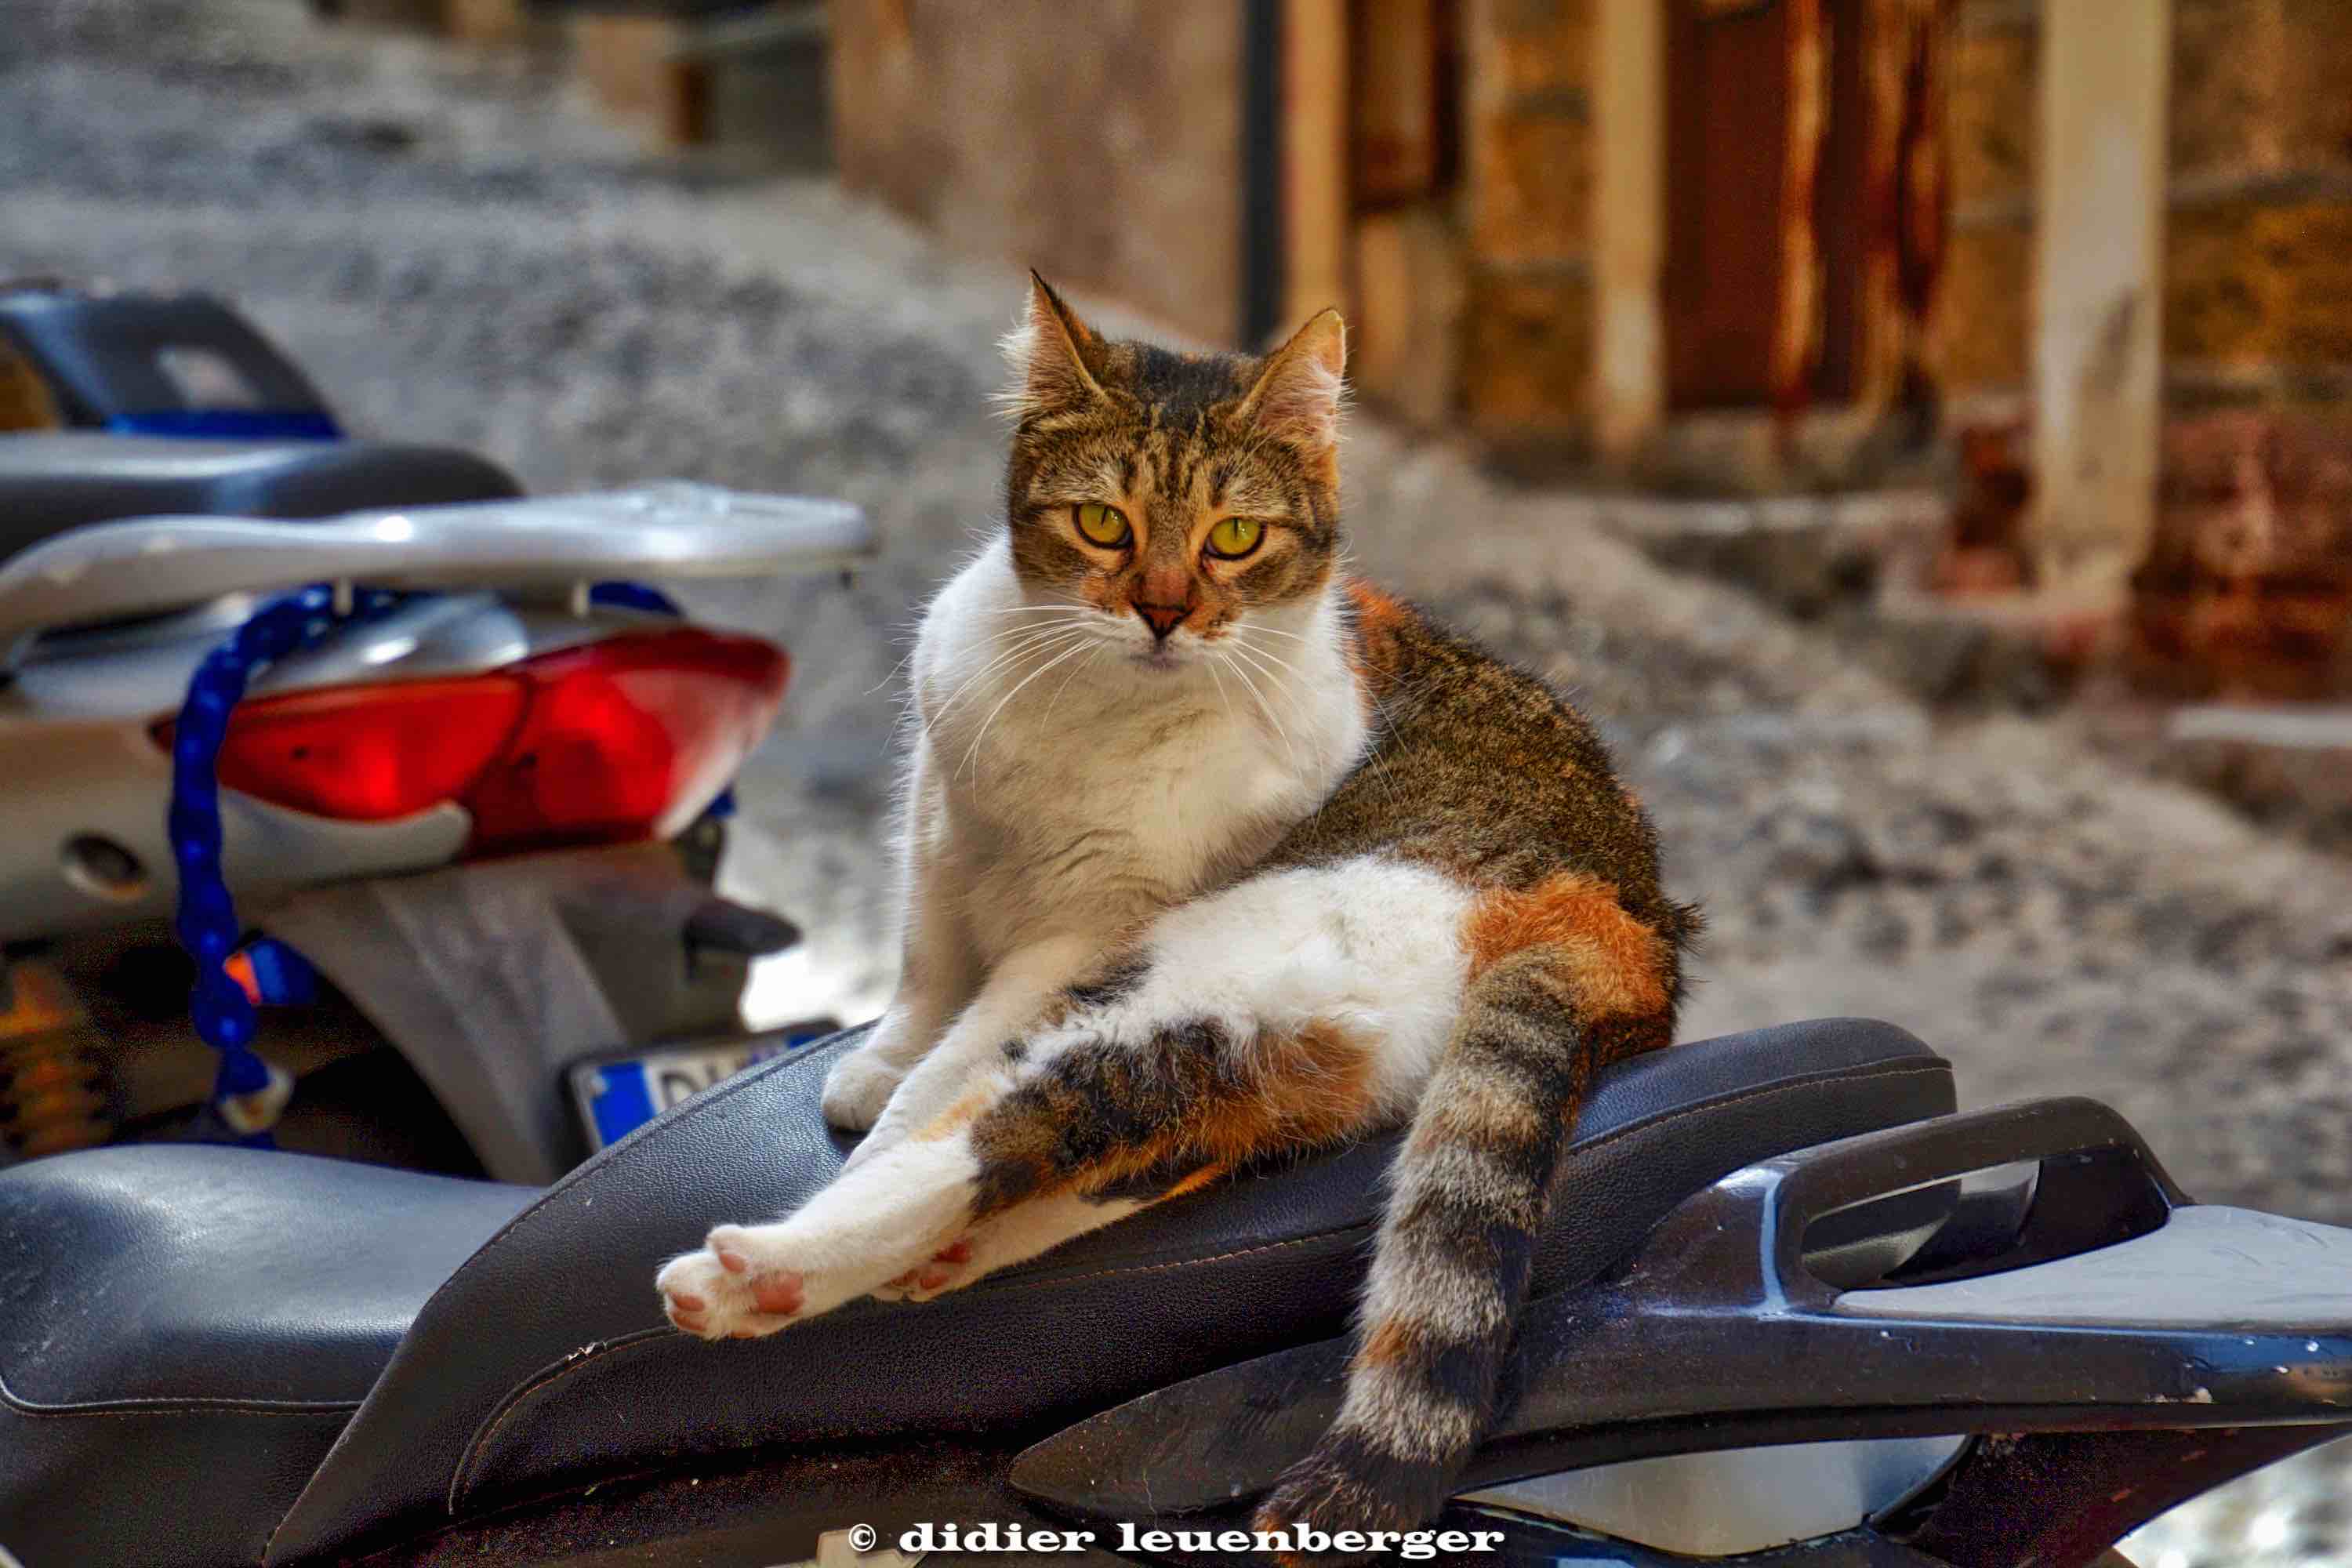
[819,0,1606,455]
[1939,0,2033,412]
[2147,0,2352,695]
[826,0,1246,345]
[1459,0,1595,454]
[1942,0,2352,695]
[816,1,2350,698]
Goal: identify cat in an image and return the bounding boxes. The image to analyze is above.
[656,275,1698,1541]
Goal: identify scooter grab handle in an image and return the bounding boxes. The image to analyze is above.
[1736,1094,2192,1309]
[1016,1094,2352,1526]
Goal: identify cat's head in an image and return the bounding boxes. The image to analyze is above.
[999,274,1345,666]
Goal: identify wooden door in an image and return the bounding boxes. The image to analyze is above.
[1664,0,1869,411]
[1665,0,1790,408]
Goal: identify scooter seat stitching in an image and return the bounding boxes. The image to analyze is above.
[0,1363,361,1419]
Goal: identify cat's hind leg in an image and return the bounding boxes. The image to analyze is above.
[659,857,1472,1338]
[657,1134,985,1338]
[878,856,1475,1298]
[680,1009,1346,1334]
[870,1176,1218,1302]
[664,928,1113,1339]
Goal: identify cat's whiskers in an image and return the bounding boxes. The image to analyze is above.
[1219,633,1321,732]
[1229,631,1357,756]
[938,623,1097,708]
[865,648,920,698]
[916,626,1085,731]
[1221,641,1336,782]
[1213,648,1302,769]
[1203,645,1241,735]
[1352,676,1434,818]
[1235,626,1414,816]
[1218,653,1312,752]
[1226,620,1314,644]
[924,628,1094,765]
[1221,628,1314,684]
[1041,644,1105,723]
[920,623,1097,739]
[957,636,1102,782]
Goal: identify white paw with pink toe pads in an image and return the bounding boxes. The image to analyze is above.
[655,1138,983,1336]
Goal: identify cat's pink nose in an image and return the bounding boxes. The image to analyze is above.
[1134,601,1187,640]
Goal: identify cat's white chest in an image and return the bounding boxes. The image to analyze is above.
[1039,694,1302,873]
[912,547,1359,948]
[939,659,1322,923]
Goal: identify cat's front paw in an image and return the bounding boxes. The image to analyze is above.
[821,1047,906,1132]
[656,1224,813,1340]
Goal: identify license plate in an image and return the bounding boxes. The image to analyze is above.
[569,1019,840,1151]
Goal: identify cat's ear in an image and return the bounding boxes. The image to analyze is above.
[999,272,1105,417]
[1238,309,1346,456]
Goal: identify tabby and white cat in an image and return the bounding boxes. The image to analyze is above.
[657,277,1697,1538]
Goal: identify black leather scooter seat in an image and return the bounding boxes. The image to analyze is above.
[0,1019,1953,1567]
[0,432,521,564]
[0,1150,536,1568]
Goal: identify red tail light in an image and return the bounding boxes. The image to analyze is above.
[459,632,788,853]
[155,629,789,855]
[175,678,528,822]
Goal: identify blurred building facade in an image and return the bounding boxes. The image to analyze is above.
[1945,0,2352,699]
[826,0,2351,699]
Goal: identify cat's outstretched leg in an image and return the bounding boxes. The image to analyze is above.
[660,858,1470,1336]
[870,1182,1210,1301]
[657,1134,983,1337]
[662,930,1132,1337]
[662,1005,1356,1338]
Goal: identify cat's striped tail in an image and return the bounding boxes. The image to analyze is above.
[1256,898,1675,1544]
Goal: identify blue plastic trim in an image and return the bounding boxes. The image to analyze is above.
[585,1062,659,1150]
[239,937,322,1007]
[586,581,684,616]
[106,408,343,441]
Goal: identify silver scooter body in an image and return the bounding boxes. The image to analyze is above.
[0,482,871,1180]
[0,481,868,945]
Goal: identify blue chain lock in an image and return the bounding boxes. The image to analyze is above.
[169,577,713,1142]
[169,583,402,1144]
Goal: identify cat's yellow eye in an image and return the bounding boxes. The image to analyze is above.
[1074,502,1131,548]
[1204,516,1265,560]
